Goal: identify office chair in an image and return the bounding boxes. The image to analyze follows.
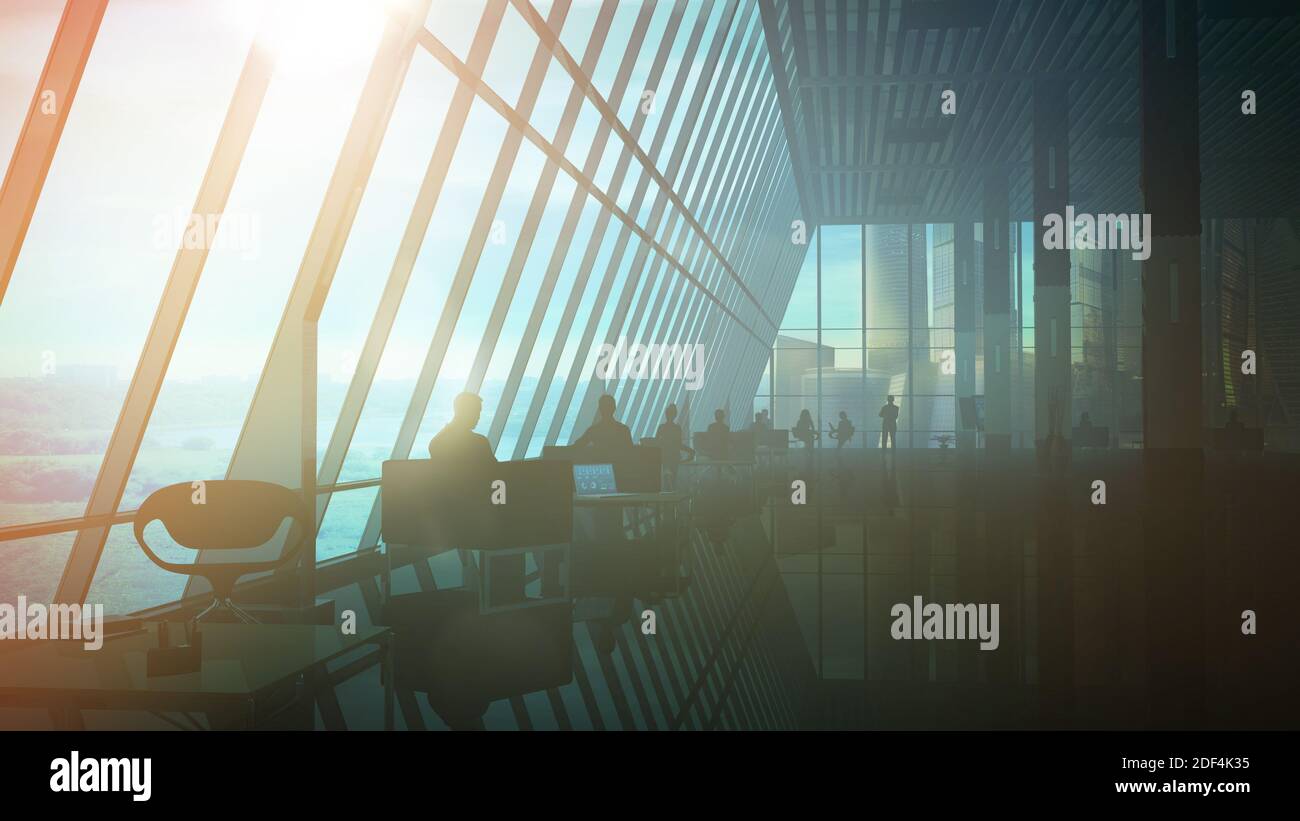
[133,480,309,624]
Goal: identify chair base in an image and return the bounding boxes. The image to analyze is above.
[192,597,260,624]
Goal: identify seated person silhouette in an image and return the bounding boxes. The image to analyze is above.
[428,391,497,466]
[792,409,819,449]
[708,409,730,436]
[655,404,694,488]
[751,411,767,433]
[704,409,731,460]
[572,393,633,452]
[829,411,855,449]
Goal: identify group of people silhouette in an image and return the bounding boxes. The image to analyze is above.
[425,391,905,474]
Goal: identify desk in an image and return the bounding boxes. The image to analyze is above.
[0,623,392,730]
[574,492,689,506]
[573,492,691,597]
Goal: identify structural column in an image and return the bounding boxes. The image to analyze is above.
[982,173,1018,689]
[983,173,1012,453]
[1139,0,1205,728]
[953,221,977,451]
[1032,76,1072,464]
[1032,76,1074,725]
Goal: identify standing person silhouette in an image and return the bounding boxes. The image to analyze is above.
[878,395,899,450]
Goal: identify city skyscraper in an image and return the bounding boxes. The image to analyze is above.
[864,224,928,376]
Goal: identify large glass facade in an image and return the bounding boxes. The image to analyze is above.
[769,222,1150,451]
[0,0,806,615]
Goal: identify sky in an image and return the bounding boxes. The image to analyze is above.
[0,0,1037,385]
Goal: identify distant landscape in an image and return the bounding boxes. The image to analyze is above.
[0,373,567,613]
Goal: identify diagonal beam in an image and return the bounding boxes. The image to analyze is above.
[53,5,281,605]
[0,0,107,306]
[205,2,433,603]
[313,0,499,531]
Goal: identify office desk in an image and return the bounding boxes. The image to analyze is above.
[574,492,689,506]
[0,622,392,730]
[573,493,691,597]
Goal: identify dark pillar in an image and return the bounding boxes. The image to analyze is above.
[1032,76,1074,725]
[983,171,1018,696]
[1139,0,1205,728]
[954,221,977,451]
[983,172,1012,453]
[1032,76,1072,467]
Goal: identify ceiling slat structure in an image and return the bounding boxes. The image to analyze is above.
[763,0,1300,224]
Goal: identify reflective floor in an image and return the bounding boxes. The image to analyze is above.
[2,448,1295,731]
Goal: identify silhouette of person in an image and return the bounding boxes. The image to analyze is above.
[708,409,730,436]
[427,391,497,465]
[792,410,819,471]
[704,409,731,460]
[751,411,767,433]
[828,410,855,471]
[655,404,694,489]
[792,409,819,455]
[760,409,771,431]
[829,411,855,450]
[572,394,633,451]
[879,395,899,450]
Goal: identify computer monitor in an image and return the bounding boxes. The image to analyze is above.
[573,463,617,494]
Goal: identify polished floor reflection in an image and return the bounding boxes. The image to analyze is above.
[3,448,1295,731]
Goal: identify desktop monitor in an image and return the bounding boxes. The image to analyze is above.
[573,463,618,494]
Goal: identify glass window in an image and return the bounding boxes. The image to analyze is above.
[0,0,256,540]
[0,1,64,181]
[481,0,543,110]
[426,0,490,63]
[317,50,458,449]
[481,166,579,457]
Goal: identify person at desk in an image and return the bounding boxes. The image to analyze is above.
[878,395,899,450]
[655,403,694,489]
[828,411,855,469]
[704,409,731,461]
[828,411,855,449]
[427,391,497,465]
[572,393,633,451]
[708,409,730,437]
[792,409,819,470]
[751,411,767,433]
